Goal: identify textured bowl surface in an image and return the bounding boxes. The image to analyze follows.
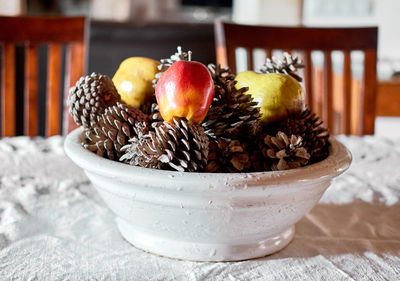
[64,128,352,261]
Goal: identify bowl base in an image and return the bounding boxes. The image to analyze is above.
[116,218,295,262]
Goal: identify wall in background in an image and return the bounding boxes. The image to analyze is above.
[233,0,302,26]
[88,21,216,76]
[0,0,26,15]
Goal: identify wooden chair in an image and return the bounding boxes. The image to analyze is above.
[0,16,88,137]
[215,21,378,135]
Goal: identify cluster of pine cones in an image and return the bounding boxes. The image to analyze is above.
[67,49,329,173]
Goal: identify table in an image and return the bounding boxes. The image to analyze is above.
[0,135,399,280]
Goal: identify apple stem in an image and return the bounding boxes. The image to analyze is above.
[188,51,192,61]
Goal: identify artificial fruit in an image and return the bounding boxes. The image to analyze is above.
[155,52,214,124]
[235,72,304,123]
[113,57,160,108]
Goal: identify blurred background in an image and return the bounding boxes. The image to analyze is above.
[1,0,399,136]
[1,0,400,79]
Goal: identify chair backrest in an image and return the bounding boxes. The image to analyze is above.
[215,21,378,135]
[0,16,88,137]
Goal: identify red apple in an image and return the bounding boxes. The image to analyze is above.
[155,59,214,124]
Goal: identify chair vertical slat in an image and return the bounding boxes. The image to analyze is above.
[323,50,333,130]
[227,46,236,74]
[46,43,62,136]
[64,42,85,134]
[214,20,228,68]
[1,42,16,137]
[313,66,323,119]
[24,44,38,136]
[216,46,228,68]
[247,48,253,70]
[304,50,313,109]
[361,50,377,135]
[342,50,352,134]
[265,48,272,59]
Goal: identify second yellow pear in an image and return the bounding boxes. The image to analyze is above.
[112,57,160,108]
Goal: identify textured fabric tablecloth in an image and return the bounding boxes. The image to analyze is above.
[0,136,399,280]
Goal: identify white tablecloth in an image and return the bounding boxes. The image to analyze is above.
[0,136,399,280]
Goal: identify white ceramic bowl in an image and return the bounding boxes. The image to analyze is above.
[64,128,351,261]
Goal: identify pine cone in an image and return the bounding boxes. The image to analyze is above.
[261,131,310,171]
[152,46,190,87]
[207,63,236,85]
[83,102,149,160]
[259,52,304,82]
[203,66,262,139]
[120,118,209,172]
[148,103,164,128]
[68,72,121,128]
[205,139,252,173]
[139,95,157,115]
[276,109,329,162]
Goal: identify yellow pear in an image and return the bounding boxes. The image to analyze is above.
[235,72,304,123]
[112,57,160,108]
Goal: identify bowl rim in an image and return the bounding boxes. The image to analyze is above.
[64,128,352,187]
